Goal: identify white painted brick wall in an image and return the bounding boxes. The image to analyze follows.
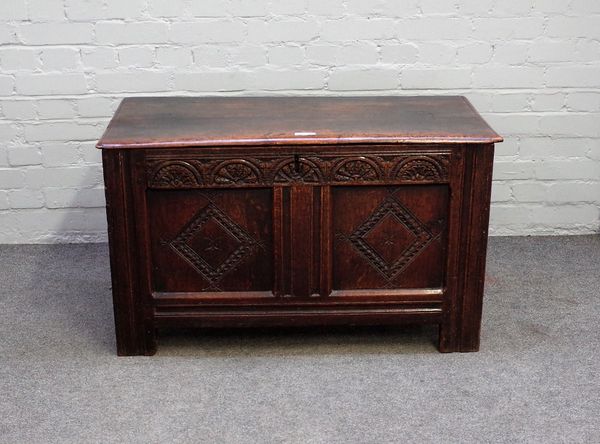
[0,0,599,243]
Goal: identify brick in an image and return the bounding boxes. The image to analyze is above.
[307,0,345,15]
[567,93,600,112]
[458,0,493,15]
[464,92,492,113]
[485,114,541,136]
[228,46,267,67]
[321,18,396,41]
[0,209,108,243]
[27,0,65,21]
[457,43,492,64]
[37,100,76,119]
[192,46,229,68]
[402,68,471,89]
[76,97,116,118]
[0,122,18,141]
[519,138,591,159]
[0,147,9,167]
[0,2,28,20]
[546,17,600,39]
[104,0,146,19]
[0,48,41,71]
[329,69,398,91]
[380,44,419,64]
[490,93,530,113]
[0,100,36,120]
[16,73,88,95]
[491,182,512,202]
[248,19,319,42]
[0,192,8,210]
[0,169,25,189]
[535,160,600,180]
[492,160,535,180]
[118,47,155,68]
[147,0,188,17]
[380,0,422,16]
[95,71,171,93]
[171,21,245,44]
[7,146,42,166]
[532,205,599,227]
[528,40,577,63]
[41,143,80,167]
[419,0,457,14]
[398,18,472,40]
[547,67,600,88]
[512,182,547,202]
[489,204,533,226]
[417,43,457,65]
[96,22,169,45]
[66,0,145,20]
[65,0,105,20]
[44,187,106,208]
[174,72,250,92]
[41,166,103,188]
[547,183,600,204]
[24,122,102,142]
[570,0,600,13]
[492,0,534,16]
[493,42,529,65]
[535,0,569,13]
[82,48,118,70]
[251,69,326,90]
[473,18,544,40]
[0,75,15,95]
[575,40,600,63]
[0,25,18,44]
[305,45,337,66]
[156,47,193,67]
[229,0,269,16]
[19,23,94,45]
[8,190,44,209]
[40,48,81,71]
[268,46,304,66]
[337,43,379,65]
[188,0,230,17]
[539,114,600,137]
[473,67,543,88]
[495,138,518,157]
[80,142,102,164]
[269,0,307,15]
[531,93,565,112]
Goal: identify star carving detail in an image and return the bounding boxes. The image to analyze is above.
[347,197,435,282]
[169,203,262,290]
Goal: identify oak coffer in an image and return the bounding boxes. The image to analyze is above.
[97,96,502,355]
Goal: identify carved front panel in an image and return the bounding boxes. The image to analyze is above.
[146,150,451,188]
[147,189,273,293]
[332,185,448,290]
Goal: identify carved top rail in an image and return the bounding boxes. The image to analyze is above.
[146,151,453,189]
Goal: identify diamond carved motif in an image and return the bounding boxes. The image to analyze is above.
[348,197,433,282]
[169,203,261,290]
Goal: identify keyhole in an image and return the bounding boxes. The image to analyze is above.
[293,154,300,173]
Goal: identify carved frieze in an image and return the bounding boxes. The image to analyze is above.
[147,152,451,188]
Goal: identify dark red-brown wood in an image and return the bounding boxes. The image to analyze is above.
[97,96,502,149]
[99,96,501,355]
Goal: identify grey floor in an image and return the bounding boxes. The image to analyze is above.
[1,236,599,444]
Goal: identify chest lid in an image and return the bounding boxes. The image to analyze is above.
[97,96,502,149]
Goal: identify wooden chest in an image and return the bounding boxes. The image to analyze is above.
[97,96,502,355]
